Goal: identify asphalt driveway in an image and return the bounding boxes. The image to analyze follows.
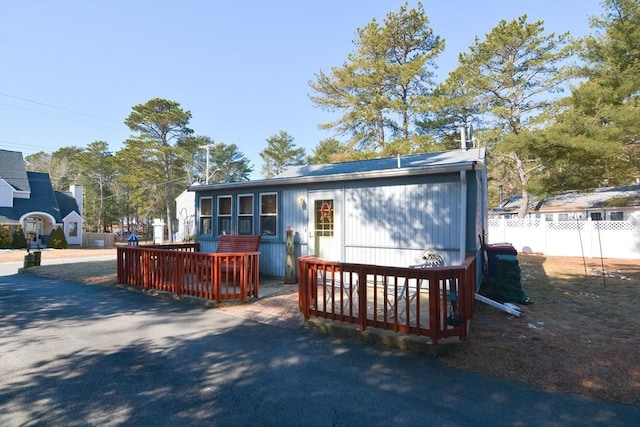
[1,274,638,426]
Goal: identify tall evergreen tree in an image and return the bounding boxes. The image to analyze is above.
[205,142,253,183]
[542,0,640,190]
[121,98,193,242]
[417,66,483,151]
[307,138,344,164]
[309,2,443,155]
[180,135,253,184]
[77,141,115,232]
[25,147,82,191]
[455,15,572,216]
[260,131,306,178]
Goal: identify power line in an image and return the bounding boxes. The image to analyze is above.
[0,140,58,153]
[0,102,123,131]
[0,92,121,124]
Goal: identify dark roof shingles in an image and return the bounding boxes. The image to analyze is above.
[0,149,30,192]
[0,172,62,223]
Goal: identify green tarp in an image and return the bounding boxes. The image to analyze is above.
[485,254,530,304]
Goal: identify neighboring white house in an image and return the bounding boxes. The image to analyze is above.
[0,149,84,246]
[491,184,640,222]
[488,184,640,259]
[175,189,195,242]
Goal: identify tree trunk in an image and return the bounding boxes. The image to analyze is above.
[512,152,530,218]
[165,178,174,243]
[165,184,174,243]
[163,150,175,243]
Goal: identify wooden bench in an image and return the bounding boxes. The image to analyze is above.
[215,234,261,253]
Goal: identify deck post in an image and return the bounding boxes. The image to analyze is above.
[356,266,367,332]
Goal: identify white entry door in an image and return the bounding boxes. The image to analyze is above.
[308,191,341,261]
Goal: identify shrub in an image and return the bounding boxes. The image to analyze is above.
[12,226,28,249]
[0,225,12,249]
[48,226,68,249]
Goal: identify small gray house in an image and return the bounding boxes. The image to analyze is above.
[189,148,488,279]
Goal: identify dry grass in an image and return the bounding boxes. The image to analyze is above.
[31,260,118,285]
[10,249,640,406]
[7,248,118,286]
[440,254,640,406]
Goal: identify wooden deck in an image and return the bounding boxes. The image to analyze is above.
[297,255,476,345]
[117,243,260,303]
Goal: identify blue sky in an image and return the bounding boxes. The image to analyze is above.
[0,0,604,179]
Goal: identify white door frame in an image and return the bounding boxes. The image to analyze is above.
[307,190,342,261]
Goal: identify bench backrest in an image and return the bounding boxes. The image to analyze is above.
[215,234,261,253]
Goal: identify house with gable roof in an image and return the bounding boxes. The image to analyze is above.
[188,148,488,281]
[0,149,84,247]
[491,184,640,222]
[488,184,640,259]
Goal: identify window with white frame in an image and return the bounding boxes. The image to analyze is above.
[590,212,603,221]
[609,211,624,221]
[199,197,213,235]
[260,193,277,236]
[217,196,232,235]
[69,222,78,237]
[238,194,254,235]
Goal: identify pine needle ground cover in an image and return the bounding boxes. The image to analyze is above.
[441,254,640,406]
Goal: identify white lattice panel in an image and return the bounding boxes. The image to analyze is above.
[593,221,638,231]
[547,221,586,231]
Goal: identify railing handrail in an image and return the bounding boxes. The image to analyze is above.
[117,245,259,304]
[118,246,258,256]
[298,254,477,344]
[298,256,475,278]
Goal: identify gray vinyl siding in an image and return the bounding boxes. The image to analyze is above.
[279,188,308,244]
[260,188,308,277]
[343,180,461,267]
[194,174,476,275]
[191,150,487,279]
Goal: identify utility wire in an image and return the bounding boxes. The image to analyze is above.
[0,92,121,124]
[0,102,123,130]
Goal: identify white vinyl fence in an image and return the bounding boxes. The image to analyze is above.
[488,218,640,260]
[83,232,115,248]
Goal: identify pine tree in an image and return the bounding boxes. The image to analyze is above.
[454,15,572,216]
[0,225,12,249]
[120,98,194,243]
[48,226,68,249]
[544,0,640,189]
[309,2,443,154]
[12,226,28,249]
[259,131,306,178]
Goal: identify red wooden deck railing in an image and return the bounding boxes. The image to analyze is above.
[117,244,260,303]
[297,255,476,344]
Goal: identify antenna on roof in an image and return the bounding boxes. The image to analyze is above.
[460,123,474,150]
